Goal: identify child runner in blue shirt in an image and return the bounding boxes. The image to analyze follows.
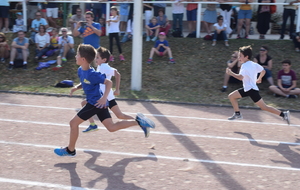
[54,44,155,157]
[226,45,290,124]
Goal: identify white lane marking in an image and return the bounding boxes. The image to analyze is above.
[0,118,299,146]
[0,177,102,190]
[1,102,299,127]
[1,140,300,171]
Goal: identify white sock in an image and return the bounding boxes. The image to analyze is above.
[9,61,13,64]
[23,62,27,65]
[223,86,227,88]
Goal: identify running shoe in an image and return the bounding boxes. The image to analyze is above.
[82,124,99,133]
[52,65,63,71]
[54,147,76,157]
[282,110,290,125]
[146,58,152,64]
[109,55,114,62]
[244,35,249,39]
[236,35,241,39]
[42,55,48,59]
[151,37,157,41]
[136,113,155,138]
[228,113,243,120]
[146,36,150,42]
[8,64,13,70]
[169,58,175,64]
[61,57,67,62]
[288,95,298,99]
[119,55,125,61]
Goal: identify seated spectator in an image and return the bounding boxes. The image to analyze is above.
[69,8,85,32]
[203,3,217,35]
[292,31,300,52]
[221,51,242,92]
[0,32,9,63]
[146,32,175,64]
[45,28,59,58]
[31,11,49,43]
[121,17,133,43]
[146,17,160,42]
[156,9,171,36]
[13,12,26,33]
[269,60,300,98]
[253,46,274,85]
[8,30,29,70]
[34,25,50,62]
[212,15,229,47]
[52,28,75,70]
[99,17,106,36]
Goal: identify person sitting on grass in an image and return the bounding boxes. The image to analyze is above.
[54,44,155,157]
[269,60,300,98]
[8,30,29,70]
[212,15,229,47]
[44,28,60,59]
[145,17,160,42]
[34,25,50,62]
[0,32,9,64]
[52,28,75,70]
[221,51,242,92]
[146,32,175,64]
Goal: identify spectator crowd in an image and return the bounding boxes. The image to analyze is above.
[0,0,299,98]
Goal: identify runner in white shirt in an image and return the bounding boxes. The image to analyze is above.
[226,45,290,124]
[81,47,135,133]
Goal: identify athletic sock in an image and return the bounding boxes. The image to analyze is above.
[280,112,284,117]
[66,147,75,154]
[90,122,96,126]
[235,111,241,116]
[23,61,27,65]
[223,86,227,88]
[9,61,13,64]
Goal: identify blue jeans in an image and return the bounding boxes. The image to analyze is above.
[31,32,37,43]
[280,9,295,38]
[35,47,49,59]
[172,13,183,32]
[213,31,228,41]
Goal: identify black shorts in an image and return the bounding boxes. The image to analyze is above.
[0,6,9,18]
[238,88,262,103]
[77,103,111,122]
[108,99,117,109]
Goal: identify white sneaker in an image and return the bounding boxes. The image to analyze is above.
[146,36,150,42]
[282,111,290,125]
[228,113,243,120]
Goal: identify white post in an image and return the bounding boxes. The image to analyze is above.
[196,3,202,38]
[106,2,110,36]
[297,5,300,32]
[22,0,27,30]
[131,0,143,91]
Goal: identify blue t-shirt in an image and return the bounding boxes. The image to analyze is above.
[148,23,159,33]
[78,67,107,105]
[0,0,9,6]
[78,22,101,49]
[14,37,29,46]
[31,18,48,31]
[120,3,129,16]
[154,40,169,52]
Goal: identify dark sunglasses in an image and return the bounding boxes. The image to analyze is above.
[260,49,266,51]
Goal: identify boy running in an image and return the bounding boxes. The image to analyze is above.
[226,45,290,124]
[82,46,134,133]
[54,44,155,157]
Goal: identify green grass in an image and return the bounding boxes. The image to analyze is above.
[1,34,299,111]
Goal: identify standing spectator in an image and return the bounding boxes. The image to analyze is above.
[253,46,274,85]
[73,11,102,49]
[92,2,102,22]
[46,1,59,28]
[31,12,49,43]
[269,60,300,98]
[172,0,185,34]
[8,30,29,70]
[203,3,217,35]
[107,6,124,61]
[119,2,130,36]
[218,0,233,36]
[292,31,300,52]
[102,0,107,19]
[34,25,50,62]
[221,51,242,92]
[257,0,271,39]
[69,8,86,32]
[145,17,160,42]
[212,16,229,46]
[157,9,171,36]
[99,18,106,36]
[146,32,175,64]
[52,28,75,70]
[27,1,39,28]
[143,3,153,26]
[153,1,166,17]
[236,0,253,39]
[0,32,9,63]
[13,12,25,33]
[280,0,299,40]
[0,0,9,33]
[40,2,48,19]
[186,1,198,34]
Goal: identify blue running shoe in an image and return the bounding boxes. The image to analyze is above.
[82,124,99,133]
[54,147,76,157]
[136,113,155,138]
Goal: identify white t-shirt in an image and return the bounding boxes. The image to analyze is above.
[58,35,74,47]
[108,15,120,33]
[35,33,50,47]
[96,63,116,101]
[239,61,264,91]
[172,1,185,14]
[213,23,227,30]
